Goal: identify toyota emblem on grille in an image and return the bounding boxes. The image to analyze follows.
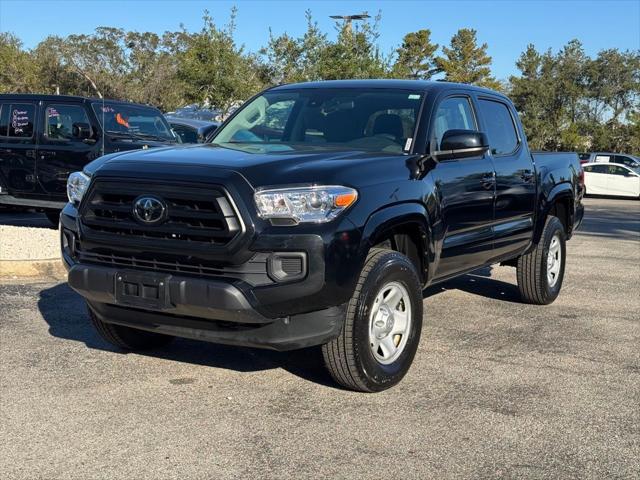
[132,195,166,225]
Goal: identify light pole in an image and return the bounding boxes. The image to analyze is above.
[329,12,370,35]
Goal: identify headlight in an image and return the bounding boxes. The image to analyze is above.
[254,185,358,224]
[67,171,91,204]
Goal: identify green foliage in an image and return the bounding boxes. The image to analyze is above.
[509,40,640,152]
[391,29,439,79]
[1,8,637,153]
[177,9,263,114]
[435,28,500,89]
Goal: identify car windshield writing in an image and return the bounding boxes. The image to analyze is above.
[212,89,423,153]
[91,103,174,141]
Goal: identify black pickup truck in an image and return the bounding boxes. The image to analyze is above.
[60,80,584,392]
[0,94,177,224]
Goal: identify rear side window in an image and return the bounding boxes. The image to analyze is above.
[478,99,518,155]
[8,103,36,138]
[584,164,608,173]
[45,104,90,141]
[614,155,638,167]
[433,97,476,149]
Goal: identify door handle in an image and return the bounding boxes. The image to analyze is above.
[480,172,496,190]
[521,170,534,182]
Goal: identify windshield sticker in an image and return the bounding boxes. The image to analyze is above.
[116,113,130,128]
[48,107,59,117]
[408,94,420,100]
[404,138,413,151]
[100,106,115,113]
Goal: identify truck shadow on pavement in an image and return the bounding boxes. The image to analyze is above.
[424,266,523,303]
[37,282,339,388]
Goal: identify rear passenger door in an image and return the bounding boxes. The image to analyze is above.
[583,164,608,194]
[0,101,38,195]
[476,96,536,260]
[38,102,96,197]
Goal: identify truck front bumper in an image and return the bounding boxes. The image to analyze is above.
[68,263,346,351]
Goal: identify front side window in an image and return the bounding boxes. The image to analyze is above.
[171,125,198,144]
[609,165,631,176]
[433,97,476,150]
[92,102,175,142]
[7,103,35,138]
[212,89,423,154]
[45,104,90,141]
[478,99,518,155]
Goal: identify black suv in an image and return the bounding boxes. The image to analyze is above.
[0,94,177,224]
[61,80,584,392]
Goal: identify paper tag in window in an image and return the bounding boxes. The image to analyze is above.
[404,138,413,151]
[408,94,420,100]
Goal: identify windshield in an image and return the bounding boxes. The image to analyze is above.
[91,102,176,142]
[211,88,423,153]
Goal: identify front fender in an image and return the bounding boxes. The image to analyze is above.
[358,202,435,283]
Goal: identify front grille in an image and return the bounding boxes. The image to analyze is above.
[80,180,242,249]
[75,248,273,286]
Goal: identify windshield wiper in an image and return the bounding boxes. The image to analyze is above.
[106,130,173,143]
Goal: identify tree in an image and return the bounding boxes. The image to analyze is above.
[177,9,264,113]
[435,28,499,89]
[260,11,327,84]
[316,12,388,80]
[391,29,439,79]
[0,33,38,93]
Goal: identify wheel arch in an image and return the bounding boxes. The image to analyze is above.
[360,202,434,285]
[534,183,575,244]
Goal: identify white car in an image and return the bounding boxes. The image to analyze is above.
[583,162,640,198]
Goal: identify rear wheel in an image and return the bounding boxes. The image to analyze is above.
[516,216,566,305]
[322,248,423,392]
[88,306,174,350]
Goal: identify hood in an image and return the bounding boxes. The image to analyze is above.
[85,143,415,189]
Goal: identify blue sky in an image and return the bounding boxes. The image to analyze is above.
[1,0,639,80]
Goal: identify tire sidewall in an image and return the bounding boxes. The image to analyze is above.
[352,253,423,391]
[541,217,566,302]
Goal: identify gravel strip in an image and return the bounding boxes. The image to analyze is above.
[0,225,59,261]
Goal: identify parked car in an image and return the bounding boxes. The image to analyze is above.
[578,152,640,168]
[166,117,220,144]
[60,80,584,392]
[0,94,178,225]
[583,162,640,198]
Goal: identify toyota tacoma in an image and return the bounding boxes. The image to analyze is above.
[60,80,584,392]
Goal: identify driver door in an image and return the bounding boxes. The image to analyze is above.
[38,102,96,196]
[430,95,496,280]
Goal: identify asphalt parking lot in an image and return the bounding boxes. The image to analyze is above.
[1,197,639,479]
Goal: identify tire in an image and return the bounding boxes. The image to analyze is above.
[88,306,174,350]
[322,248,423,392]
[45,210,60,227]
[516,216,566,305]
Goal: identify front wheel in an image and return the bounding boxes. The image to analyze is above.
[322,248,423,392]
[516,216,566,305]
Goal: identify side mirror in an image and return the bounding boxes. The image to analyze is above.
[435,130,489,160]
[72,122,92,140]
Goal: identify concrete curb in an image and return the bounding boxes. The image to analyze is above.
[0,259,67,281]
